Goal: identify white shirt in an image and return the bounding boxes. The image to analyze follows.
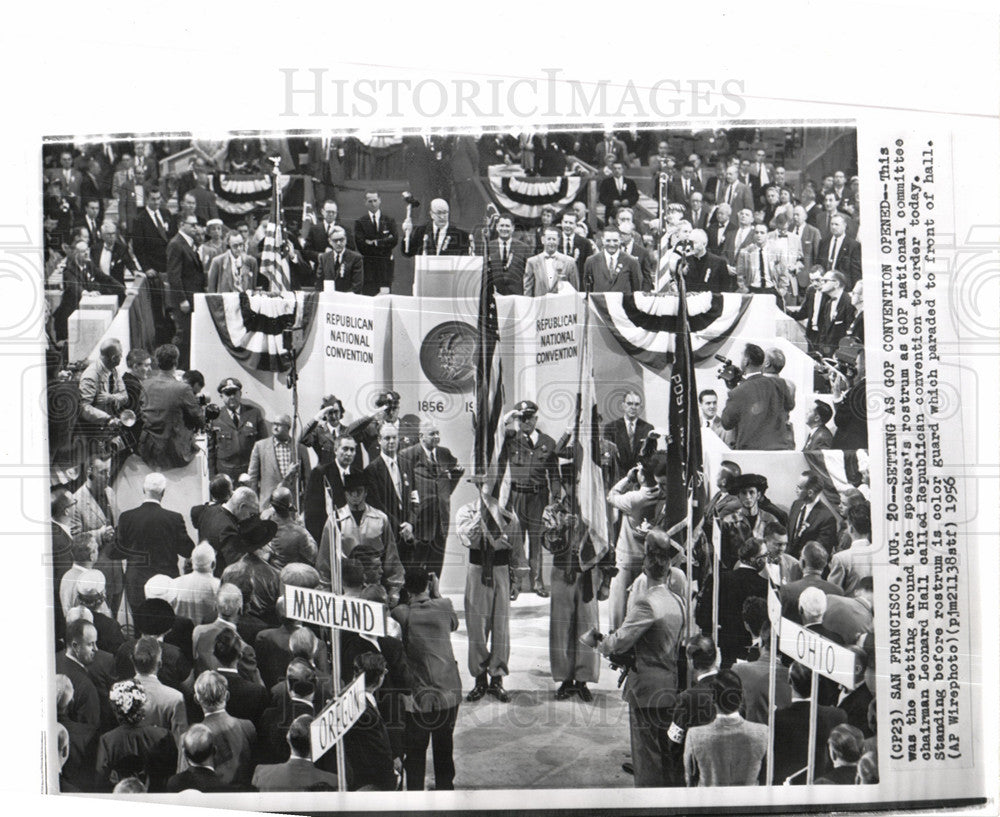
[99,245,113,276]
[381,452,401,496]
[543,253,557,288]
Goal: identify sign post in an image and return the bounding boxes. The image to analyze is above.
[764,573,781,787]
[778,617,862,785]
[284,544,388,792]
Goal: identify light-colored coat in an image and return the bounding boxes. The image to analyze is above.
[207,252,259,293]
[247,436,312,509]
[523,251,578,296]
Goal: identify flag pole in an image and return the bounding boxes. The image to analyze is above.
[766,619,778,786]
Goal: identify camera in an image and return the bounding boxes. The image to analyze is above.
[714,354,743,388]
[198,394,222,422]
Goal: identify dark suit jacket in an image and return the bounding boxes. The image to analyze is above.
[114,500,194,599]
[402,224,472,257]
[706,220,737,257]
[211,402,267,480]
[303,221,357,267]
[686,206,710,231]
[165,233,205,308]
[215,667,270,725]
[719,182,755,214]
[55,652,101,729]
[342,702,397,791]
[816,290,856,354]
[59,257,126,319]
[786,499,839,557]
[137,371,201,469]
[318,248,365,293]
[802,425,834,451]
[719,373,795,450]
[603,416,654,475]
[252,757,340,792]
[684,251,732,293]
[553,232,593,273]
[818,236,862,288]
[58,715,99,792]
[132,206,172,271]
[257,700,319,766]
[167,766,247,792]
[584,252,643,294]
[833,378,868,450]
[786,287,825,347]
[486,238,530,296]
[193,503,241,575]
[114,637,191,690]
[697,565,768,665]
[779,573,845,622]
[398,443,462,544]
[772,701,847,784]
[668,176,702,204]
[254,625,296,689]
[597,176,639,212]
[353,212,398,288]
[722,225,756,267]
[364,455,407,536]
[303,462,363,544]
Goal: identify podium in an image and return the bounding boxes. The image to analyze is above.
[412,256,483,299]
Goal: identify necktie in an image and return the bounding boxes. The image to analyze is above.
[564,237,571,255]
[794,505,808,538]
[759,249,769,287]
[725,185,733,204]
[433,228,440,252]
[683,179,689,197]
[501,242,508,266]
[795,225,801,236]
[107,369,116,394]
[154,210,165,234]
[336,253,343,275]
[829,237,839,267]
[231,410,239,427]
[371,213,378,230]
[389,458,400,497]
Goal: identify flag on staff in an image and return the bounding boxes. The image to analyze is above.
[471,240,507,503]
[259,172,291,292]
[300,176,317,226]
[662,273,708,557]
[574,339,609,571]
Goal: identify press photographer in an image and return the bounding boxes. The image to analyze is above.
[718,344,795,450]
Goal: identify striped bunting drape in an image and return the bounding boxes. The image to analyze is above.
[588,292,753,371]
[205,291,319,373]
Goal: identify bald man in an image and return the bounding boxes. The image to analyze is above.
[398,419,464,575]
[401,198,472,257]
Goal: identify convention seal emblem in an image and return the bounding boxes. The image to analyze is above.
[419,321,478,394]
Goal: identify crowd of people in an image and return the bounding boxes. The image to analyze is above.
[46,128,877,796]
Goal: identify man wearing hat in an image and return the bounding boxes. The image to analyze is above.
[247,414,312,510]
[114,598,192,691]
[212,377,267,482]
[300,394,367,469]
[207,230,260,293]
[499,401,562,597]
[718,474,782,571]
[221,516,282,623]
[317,472,403,602]
[352,389,416,460]
[264,487,318,570]
[456,479,527,703]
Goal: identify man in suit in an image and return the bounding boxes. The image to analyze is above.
[524,228,579,296]
[353,190,399,295]
[165,214,205,369]
[823,577,875,645]
[192,583,264,685]
[706,203,736,256]
[302,200,357,269]
[257,659,323,766]
[615,209,656,289]
[603,391,654,476]
[56,619,102,729]
[698,389,734,445]
[91,221,136,289]
[71,455,123,617]
[683,671,769,787]
[132,636,188,748]
[113,472,194,612]
[828,505,874,594]
[207,232,260,293]
[76,199,103,249]
[132,185,172,306]
[779,543,845,623]
[732,619,791,725]
[668,162,702,205]
[772,662,847,784]
[398,419,464,578]
[722,208,756,269]
[253,714,339,791]
[789,206,822,288]
[685,229,733,293]
[584,228,643,294]
[802,401,835,451]
[786,472,839,557]
[188,670,258,786]
[211,628,270,724]
[303,433,364,544]
[597,162,639,217]
[595,543,686,787]
[719,344,795,451]
[53,240,126,341]
[818,216,863,289]
[363,422,415,564]
[318,226,365,293]
[211,377,268,482]
[401,197,471,257]
[167,724,246,792]
[736,224,788,303]
[48,150,83,208]
[786,266,827,350]
[479,215,524,295]
[718,165,755,215]
[195,487,257,576]
[556,212,593,273]
[685,191,709,231]
[594,131,629,167]
[247,414,310,509]
[341,653,398,791]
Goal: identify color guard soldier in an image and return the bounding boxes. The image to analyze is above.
[499,401,562,597]
[456,479,527,703]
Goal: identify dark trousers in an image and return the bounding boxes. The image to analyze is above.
[412,537,446,580]
[509,490,546,589]
[167,307,191,370]
[403,705,458,790]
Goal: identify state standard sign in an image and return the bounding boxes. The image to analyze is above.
[284,585,387,637]
[778,618,861,688]
[310,673,367,761]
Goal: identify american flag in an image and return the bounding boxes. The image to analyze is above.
[573,336,609,571]
[259,173,291,292]
[471,244,506,506]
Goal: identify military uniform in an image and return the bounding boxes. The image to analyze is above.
[212,378,267,481]
[542,499,615,697]
[500,401,562,595]
[456,495,527,699]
